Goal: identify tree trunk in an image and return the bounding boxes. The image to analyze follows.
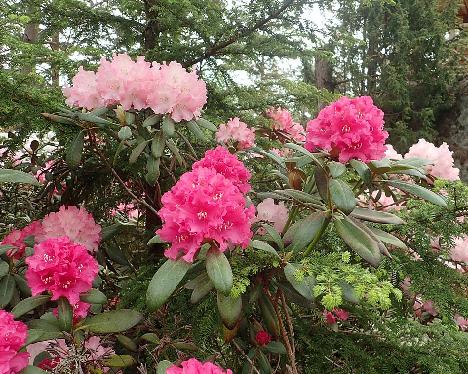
[50,32,60,86]
[143,0,161,53]
[314,54,334,110]
[21,2,39,75]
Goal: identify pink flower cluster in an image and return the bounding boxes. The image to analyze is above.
[323,308,349,325]
[450,236,468,263]
[157,147,254,262]
[1,221,43,259]
[305,96,388,163]
[111,202,140,220]
[404,139,460,181]
[255,330,272,346]
[267,107,305,142]
[25,237,99,305]
[0,310,29,374]
[215,117,255,150]
[167,358,232,374]
[254,198,289,233]
[63,54,207,122]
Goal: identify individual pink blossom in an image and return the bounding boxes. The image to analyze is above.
[1,221,43,259]
[62,67,104,110]
[449,236,468,263]
[192,146,252,194]
[157,167,255,263]
[37,205,101,253]
[404,139,459,181]
[267,107,306,142]
[255,331,272,346]
[385,145,403,160]
[305,96,389,163]
[333,308,349,321]
[324,311,336,325]
[324,308,349,325]
[53,301,91,323]
[111,203,140,220]
[254,198,289,233]
[25,237,99,305]
[0,310,29,374]
[215,117,255,150]
[167,358,232,374]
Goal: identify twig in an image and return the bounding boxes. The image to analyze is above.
[280,290,295,355]
[231,340,261,374]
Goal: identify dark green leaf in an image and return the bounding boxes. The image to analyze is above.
[283,212,327,251]
[101,223,123,242]
[368,227,408,249]
[350,159,371,183]
[284,263,315,301]
[166,139,185,166]
[157,360,173,374]
[0,261,8,278]
[186,120,208,142]
[78,112,113,125]
[206,250,233,294]
[58,297,73,331]
[21,365,48,374]
[143,114,161,127]
[147,234,166,245]
[264,341,287,354]
[129,139,150,164]
[102,355,136,367]
[387,180,447,207]
[141,333,160,344]
[196,118,218,131]
[259,223,284,250]
[217,292,242,329]
[151,131,166,158]
[42,113,76,125]
[79,309,143,333]
[350,207,405,224]
[117,335,138,352]
[328,161,346,178]
[329,179,356,214]
[80,289,107,304]
[0,275,15,308]
[66,131,85,169]
[11,295,51,318]
[251,240,279,257]
[162,117,176,137]
[0,169,40,185]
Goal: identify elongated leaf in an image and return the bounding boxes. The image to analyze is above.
[151,131,166,158]
[284,143,323,167]
[369,159,391,173]
[147,234,166,245]
[351,217,392,258]
[328,162,346,178]
[12,295,51,318]
[273,189,323,205]
[42,113,76,125]
[329,179,356,214]
[196,118,218,131]
[284,263,315,301]
[351,207,405,225]
[251,147,285,168]
[118,126,132,140]
[387,180,447,207]
[260,223,284,250]
[78,112,113,125]
[334,218,381,267]
[340,281,360,303]
[21,366,48,374]
[0,261,8,278]
[0,244,14,256]
[161,116,176,137]
[166,139,185,166]
[66,131,85,169]
[147,259,191,311]
[186,120,208,142]
[0,275,15,308]
[157,360,173,374]
[251,240,279,258]
[206,250,233,294]
[190,275,213,304]
[117,335,138,351]
[350,159,371,183]
[217,292,242,329]
[145,155,161,185]
[79,309,143,333]
[259,294,280,335]
[58,297,73,331]
[283,212,327,251]
[104,245,130,266]
[101,223,122,242]
[265,341,287,354]
[80,289,107,304]
[368,227,407,249]
[314,166,329,202]
[129,139,150,164]
[102,355,136,367]
[141,333,160,344]
[0,169,40,185]
[143,114,161,127]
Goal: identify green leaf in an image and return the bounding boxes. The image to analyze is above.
[146,155,161,185]
[0,245,14,256]
[143,114,161,127]
[104,245,130,266]
[57,297,73,331]
[157,360,174,374]
[0,260,8,278]
[186,120,208,142]
[146,259,191,311]
[129,139,150,164]
[387,180,447,207]
[259,223,284,250]
[196,118,218,131]
[80,289,107,304]
[185,273,213,304]
[42,113,76,125]
[283,212,327,251]
[273,189,323,205]
[314,166,330,202]
[12,295,51,318]
[328,161,346,178]
[334,218,382,267]
[350,207,405,225]
[117,334,138,352]
[350,159,371,183]
[284,263,315,301]
[259,294,280,335]
[329,179,356,214]
[79,309,143,333]
[0,169,40,185]
[66,131,85,169]
[264,341,287,354]
[258,349,272,374]
[140,332,160,344]
[166,139,185,166]
[78,112,113,126]
[284,143,323,167]
[102,355,136,367]
[161,116,176,137]
[217,292,242,329]
[21,365,48,374]
[251,240,279,258]
[118,126,132,140]
[0,275,15,308]
[25,328,62,345]
[205,250,233,294]
[101,223,123,242]
[147,234,166,245]
[369,159,391,173]
[340,281,360,303]
[368,227,407,250]
[151,131,166,158]
[13,274,31,296]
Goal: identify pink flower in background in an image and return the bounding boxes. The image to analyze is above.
[215,117,255,150]
[333,308,350,321]
[385,145,403,160]
[157,167,255,263]
[167,358,232,374]
[1,221,43,259]
[270,148,294,158]
[26,237,99,305]
[254,198,289,233]
[305,96,388,163]
[449,236,468,263]
[62,67,104,110]
[267,107,305,142]
[0,310,29,374]
[192,146,252,194]
[404,139,459,181]
[38,206,101,253]
[111,203,140,219]
[454,314,468,331]
[324,308,349,325]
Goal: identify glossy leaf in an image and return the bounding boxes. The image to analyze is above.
[251,240,280,257]
[329,179,356,214]
[66,131,85,169]
[368,227,408,249]
[206,250,233,294]
[284,263,315,301]
[0,169,40,185]
[351,207,405,225]
[217,292,242,329]
[283,212,327,251]
[79,309,143,333]
[328,161,346,178]
[12,295,51,319]
[387,180,447,207]
[80,289,107,304]
[350,159,371,183]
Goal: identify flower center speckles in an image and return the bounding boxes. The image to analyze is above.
[77,263,84,273]
[197,211,208,220]
[213,192,223,200]
[41,275,53,285]
[61,280,72,289]
[176,234,188,243]
[43,253,55,263]
[351,142,362,150]
[218,221,233,231]
[341,124,351,133]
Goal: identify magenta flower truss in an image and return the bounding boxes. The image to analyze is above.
[1,221,43,259]
[192,146,252,194]
[25,237,99,305]
[305,96,389,163]
[37,205,101,253]
[215,117,255,150]
[63,53,207,122]
[167,358,233,374]
[267,107,305,142]
[157,167,255,263]
[0,310,29,374]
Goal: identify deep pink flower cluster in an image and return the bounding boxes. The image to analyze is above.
[324,308,349,325]
[254,198,289,233]
[25,237,99,305]
[192,146,252,194]
[63,54,207,122]
[267,107,305,142]
[215,117,255,150]
[0,310,29,374]
[1,221,43,259]
[305,96,388,163]
[167,358,232,374]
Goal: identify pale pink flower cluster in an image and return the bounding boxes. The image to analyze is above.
[63,54,207,122]
[215,117,255,150]
[305,96,388,163]
[0,310,29,374]
[385,145,403,160]
[192,146,252,194]
[157,148,255,262]
[25,237,99,305]
[449,236,468,263]
[404,139,460,181]
[254,198,289,233]
[270,148,294,158]
[267,107,306,142]
[454,314,468,331]
[167,358,232,374]
[38,206,101,253]
[1,221,43,259]
[111,202,140,220]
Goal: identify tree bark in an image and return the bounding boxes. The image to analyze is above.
[314,54,333,110]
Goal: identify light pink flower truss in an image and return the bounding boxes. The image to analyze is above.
[267,107,305,142]
[62,67,104,110]
[215,117,255,150]
[25,237,99,305]
[450,236,468,263]
[37,205,101,253]
[157,167,255,263]
[254,198,289,233]
[305,96,389,163]
[192,146,252,194]
[1,221,43,259]
[385,145,403,160]
[167,358,233,374]
[0,310,29,374]
[404,139,460,181]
